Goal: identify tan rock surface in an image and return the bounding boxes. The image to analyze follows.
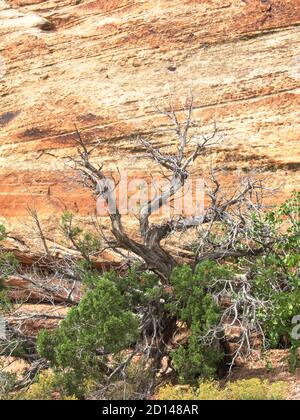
[0,0,299,249]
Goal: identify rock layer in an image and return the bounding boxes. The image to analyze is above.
[0,0,299,247]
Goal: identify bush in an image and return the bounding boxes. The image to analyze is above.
[37,267,166,398]
[169,193,300,380]
[60,212,102,265]
[18,371,77,400]
[168,262,227,383]
[0,224,19,286]
[222,379,288,400]
[0,252,19,283]
[157,378,288,400]
[0,371,17,400]
[35,194,300,397]
[157,385,196,400]
[0,225,6,242]
[250,193,300,367]
[37,275,139,397]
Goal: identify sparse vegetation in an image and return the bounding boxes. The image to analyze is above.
[17,371,77,400]
[33,193,299,399]
[0,99,299,400]
[157,378,289,400]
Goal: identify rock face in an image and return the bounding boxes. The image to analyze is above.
[0,0,299,244]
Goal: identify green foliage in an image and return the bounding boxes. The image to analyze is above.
[168,194,300,381]
[60,212,102,263]
[37,276,139,396]
[0,225,6,242]
[249,193,300,368]
[61,212,81,237]
[0,224,18,302]
[0,252,19,283]
[37,267,165,397]
[0,371,17,400]
[169,262,227,383]
[35,194,300,396]
[17,371,77,400]
[0,290,12,314]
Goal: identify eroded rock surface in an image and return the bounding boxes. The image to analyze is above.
[0,0,299,246]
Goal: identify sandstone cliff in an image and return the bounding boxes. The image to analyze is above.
[0,0,299,252]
